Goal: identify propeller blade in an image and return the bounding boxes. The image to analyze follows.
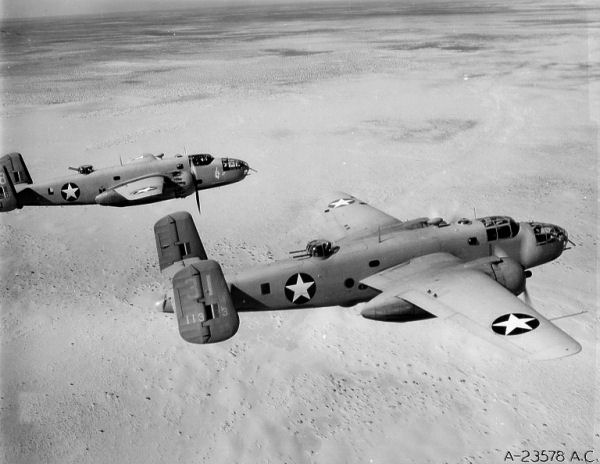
[195,187,201,215]
[522,285,533,307]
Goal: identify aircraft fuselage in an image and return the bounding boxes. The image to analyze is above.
[229,218,568,312]
[8,153,248,208]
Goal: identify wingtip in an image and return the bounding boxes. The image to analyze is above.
[529,338,582,360]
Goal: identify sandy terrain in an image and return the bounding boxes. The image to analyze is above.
[1,2,598,463]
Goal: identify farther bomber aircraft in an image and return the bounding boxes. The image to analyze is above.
[154,193,581,360]
[0,151,250,212]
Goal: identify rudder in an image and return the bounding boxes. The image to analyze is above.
[1,153,33,185]
[172,260,239,344]
[0,165,21,212]
[154,211,208,271]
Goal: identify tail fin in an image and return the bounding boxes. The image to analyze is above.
[154,212,239,344]
[154,211,208,272]
[0,165,21,212]
[1,153,33,185]
[172,260,239,343]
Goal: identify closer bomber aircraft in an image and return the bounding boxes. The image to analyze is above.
[0,151,250,213]
[154,192,581,360]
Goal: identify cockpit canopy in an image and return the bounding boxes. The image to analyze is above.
[189,154,214,166]
[306,239,335,258]
[479,216,520,241]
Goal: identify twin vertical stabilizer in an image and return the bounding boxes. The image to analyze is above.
[0,153,32,212]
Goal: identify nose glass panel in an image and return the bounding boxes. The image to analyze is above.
[221,158,247,171]
[530,223,568,247]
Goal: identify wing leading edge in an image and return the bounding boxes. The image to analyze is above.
[361,253,581,360]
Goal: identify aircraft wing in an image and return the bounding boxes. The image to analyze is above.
[316,192,402,241]
[113,175,165,201]
[360,253,581,360]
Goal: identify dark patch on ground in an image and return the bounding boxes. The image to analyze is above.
[382,41,484,52]
[359,118,478,143]
[262,48,329,57]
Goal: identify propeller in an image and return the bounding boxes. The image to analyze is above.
[195,185,201,215]
[428,200,463,224]
[522,284,533,306]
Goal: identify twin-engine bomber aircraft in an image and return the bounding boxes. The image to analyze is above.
[0,151,250,212]
[154,193,581,360]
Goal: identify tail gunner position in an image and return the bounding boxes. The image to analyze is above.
[0,152,250,212]
[154,192,580,360]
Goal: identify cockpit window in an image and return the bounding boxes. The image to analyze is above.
[510,219,520,237]
[479,216,519,241]
[498,225,511,240]
[190,154,214,166]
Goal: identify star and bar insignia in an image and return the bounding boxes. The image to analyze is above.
[284,273,316,304]
[328,197,355,209]
[61,183,80,201]
[491,313,540,336]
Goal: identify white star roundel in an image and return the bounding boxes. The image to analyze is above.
[328,198,355,209]
[61,183,80,201]
[284,273,316,304]
[492,313,540,336]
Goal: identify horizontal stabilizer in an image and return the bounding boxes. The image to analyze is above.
[172,260,239,344]
[154,211,207,271]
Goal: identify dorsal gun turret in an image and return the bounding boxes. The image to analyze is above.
[68,165,94,175]
[289,239,337,259]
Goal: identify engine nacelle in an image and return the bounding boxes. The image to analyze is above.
[173,170,194,192]
[361,292,435,322]
[467,256,526,295]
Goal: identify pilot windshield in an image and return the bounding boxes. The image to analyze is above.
[190,154,214,166]
[479,216,520,241]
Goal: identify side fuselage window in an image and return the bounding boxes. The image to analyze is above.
[260,283,271,295]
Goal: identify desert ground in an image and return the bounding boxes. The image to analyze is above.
[1,2,598,463]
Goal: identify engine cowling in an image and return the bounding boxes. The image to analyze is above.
[173,170,194,192]
[467,256,526,295]
[361,292,435,322]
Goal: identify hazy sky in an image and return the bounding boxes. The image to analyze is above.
[2,0,347,20]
